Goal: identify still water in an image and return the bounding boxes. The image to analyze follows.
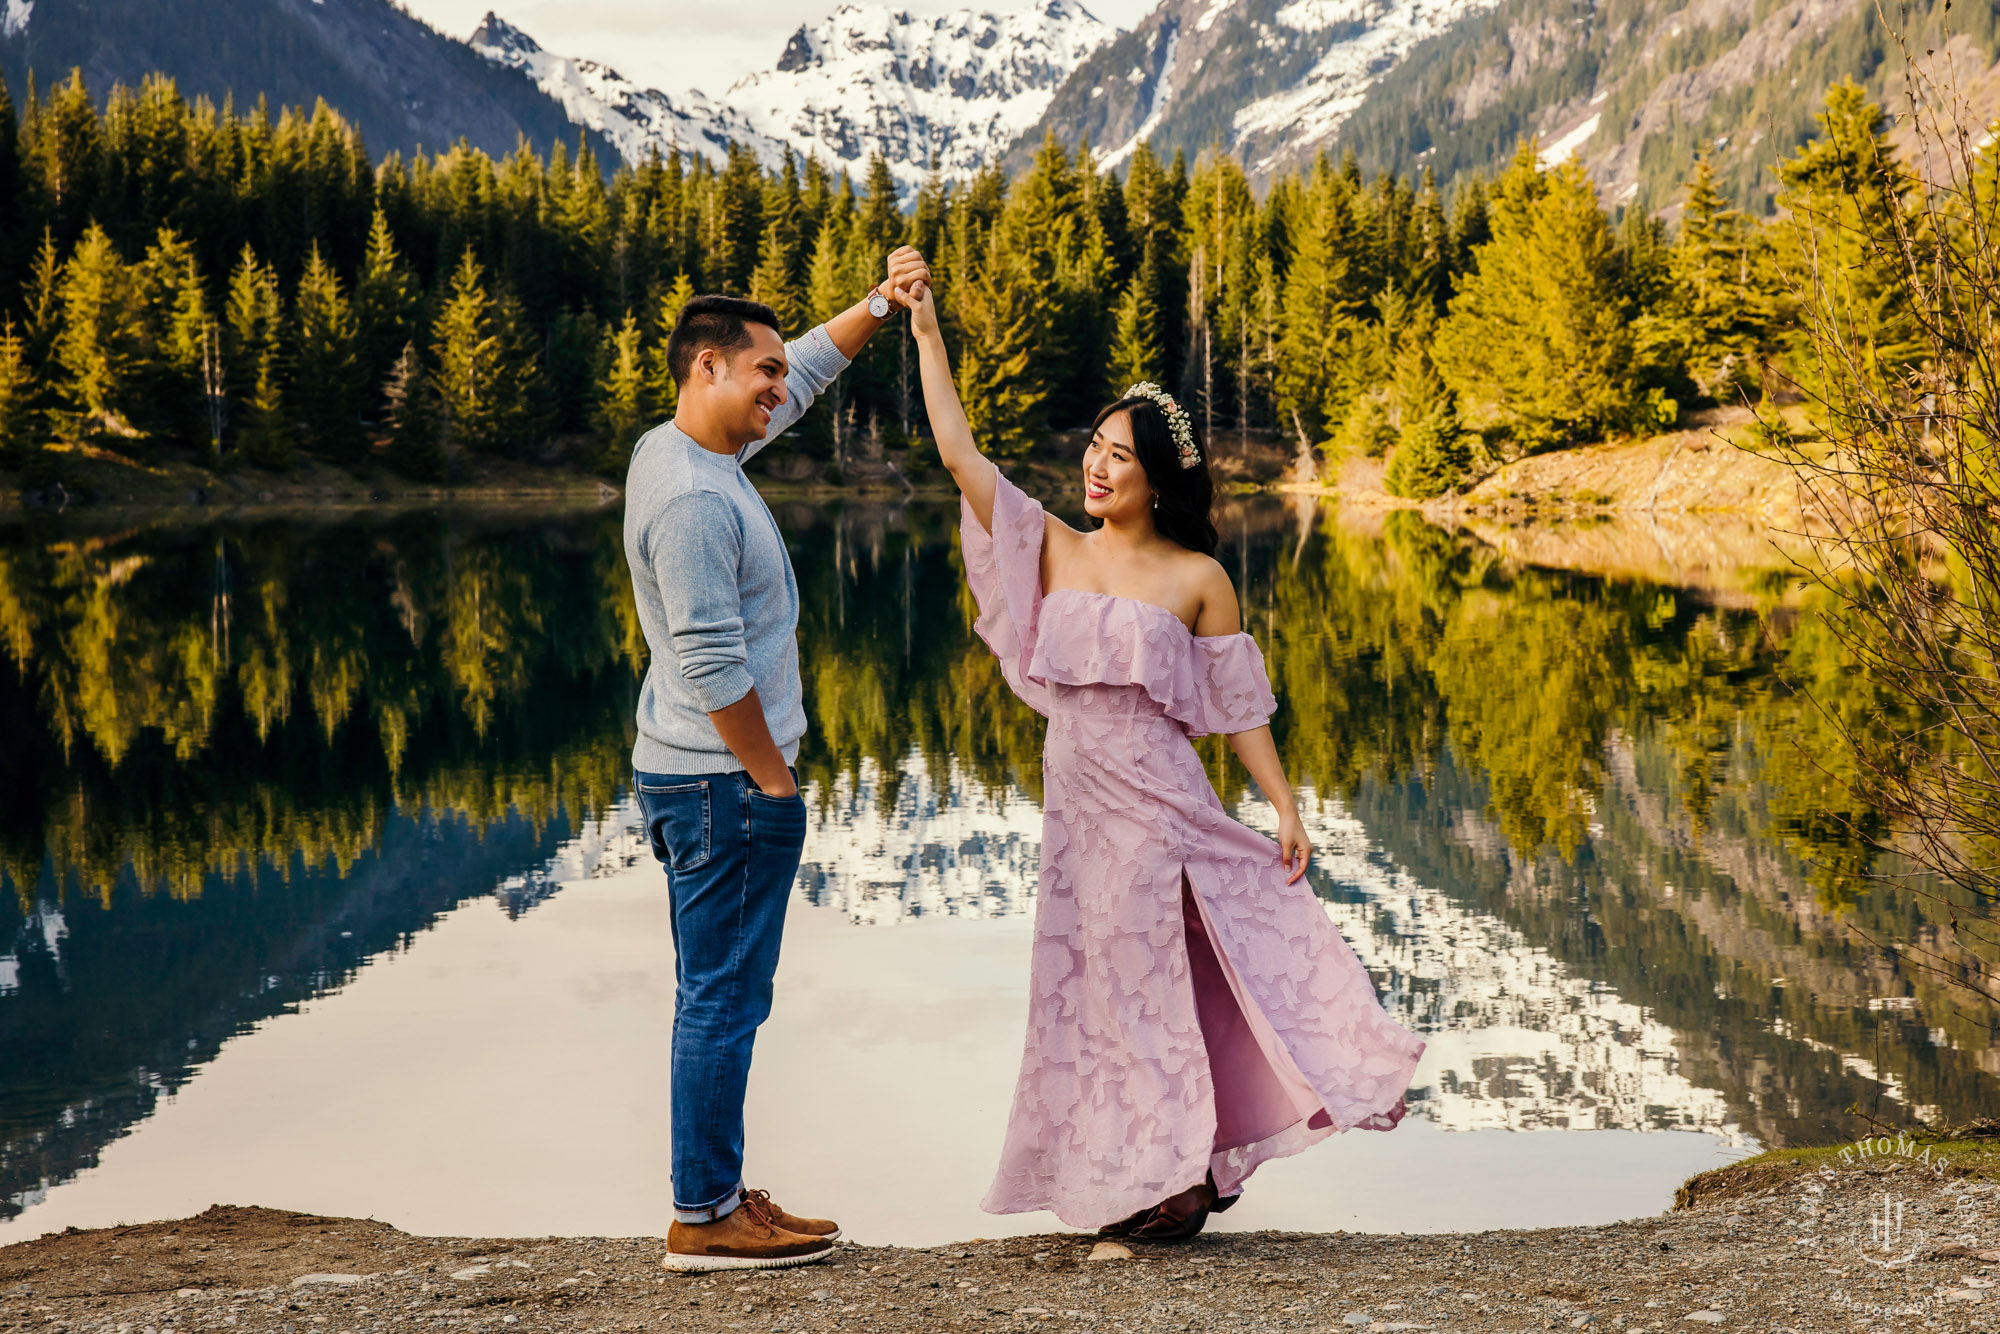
[0,496,1992,1245]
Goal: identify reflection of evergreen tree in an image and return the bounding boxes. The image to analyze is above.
[0,510,640,902]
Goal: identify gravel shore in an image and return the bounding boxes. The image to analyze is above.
[4,1149,1995,1334]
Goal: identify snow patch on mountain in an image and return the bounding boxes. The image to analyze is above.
[727,0,1115,194]
[1233,0,1504,173]
[469,13,785,169]
[1539,111,1602,166]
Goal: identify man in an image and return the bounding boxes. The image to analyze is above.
[624,246,930,1272]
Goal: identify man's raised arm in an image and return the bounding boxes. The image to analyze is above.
[740,246,932,461]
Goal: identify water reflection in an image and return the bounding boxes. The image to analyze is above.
[1,496,1995,1233]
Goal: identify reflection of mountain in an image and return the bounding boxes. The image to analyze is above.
[1240,788,1748,1143]
[1335,741,1999,1142]
[796,758,1044,923]
[0,808,574,1221]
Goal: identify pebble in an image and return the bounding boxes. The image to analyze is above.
[1943,1289,1987,1303]
[1683,1313,1724,1324]
[811,1290,831,1302]
[1342,1314,1374,1326]
[288,1276,366,1288]
[1087,1242,1132,1262]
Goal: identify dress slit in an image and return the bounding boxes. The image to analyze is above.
[1180,871,1331,1174]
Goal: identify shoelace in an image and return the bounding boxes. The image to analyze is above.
[738,1189,782,1235]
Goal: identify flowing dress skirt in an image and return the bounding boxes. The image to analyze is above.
[965,475,1428,1229]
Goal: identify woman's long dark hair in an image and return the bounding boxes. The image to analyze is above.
[1092,396,1218,556]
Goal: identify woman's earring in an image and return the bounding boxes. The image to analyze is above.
[1151,495,1160,510]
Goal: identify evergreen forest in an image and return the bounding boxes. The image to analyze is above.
[0,67,1942,498]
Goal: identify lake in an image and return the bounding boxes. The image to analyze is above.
[0,494,1992,1247]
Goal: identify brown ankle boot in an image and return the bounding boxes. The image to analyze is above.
[745,1187,842,1240]
[661,1193,833,1272]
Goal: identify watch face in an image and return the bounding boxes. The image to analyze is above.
[868,292,890,318]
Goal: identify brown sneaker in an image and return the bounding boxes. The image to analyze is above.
[746,1187,842,1241]
[660,1194,833,1272]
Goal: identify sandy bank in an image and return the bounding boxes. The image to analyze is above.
[1316,410,1813,526]
[3,1148,1995,1334]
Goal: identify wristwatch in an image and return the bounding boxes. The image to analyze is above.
[867,290,891,319]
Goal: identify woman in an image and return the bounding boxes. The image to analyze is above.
[900,280,1426,1239]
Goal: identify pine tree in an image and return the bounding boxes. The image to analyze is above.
[0,73,22,277]
[713,144,765,292]
[21,228,63,364]
[225,244,290,466]
[430,248,502,456]
[379,341,444,480]
[805,222,856,462]
[1276,167,1360,446]
[0,317,41,459]
[292,243,366,461]
[1105,274,1161,398]
[647,271,696,419]
[26,71,103,239]
[354,208,417,396]
[429,248,540,457]
[749,196,804,334]
[1775,80,1919,400]
[1659,155,1784,402]
[952,235,1045,456]
[137,227,212,446]
[1385,343,1470,499]
[1434,153,1666,451]
[53,223,143,442]
[593,310,652,471]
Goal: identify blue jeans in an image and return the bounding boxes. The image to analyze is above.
[635,767,808,1224]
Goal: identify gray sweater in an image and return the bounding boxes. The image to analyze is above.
[623,324,849,775]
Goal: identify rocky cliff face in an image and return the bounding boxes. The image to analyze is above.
[1009,0,1501,183]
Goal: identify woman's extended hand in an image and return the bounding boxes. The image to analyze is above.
[1276,811,1313,885]
[899,278,940,341]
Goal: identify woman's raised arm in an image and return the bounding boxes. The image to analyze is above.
[901,282,1000,532]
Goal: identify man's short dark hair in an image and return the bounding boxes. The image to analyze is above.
[665,295,782,387]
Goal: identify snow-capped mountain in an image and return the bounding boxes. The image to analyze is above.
[731,0,1115,192]
[471,0,1116,194]
[469,13,788,170]
[1015,0,1502,183]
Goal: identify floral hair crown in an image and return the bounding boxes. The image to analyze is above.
[1122,382,1200,469]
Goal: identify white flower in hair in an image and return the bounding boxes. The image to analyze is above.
[1123,381,1201,469]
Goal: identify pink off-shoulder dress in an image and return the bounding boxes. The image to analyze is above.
[965,471,1427,1229]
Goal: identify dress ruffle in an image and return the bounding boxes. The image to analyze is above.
[963,487,1278,739]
